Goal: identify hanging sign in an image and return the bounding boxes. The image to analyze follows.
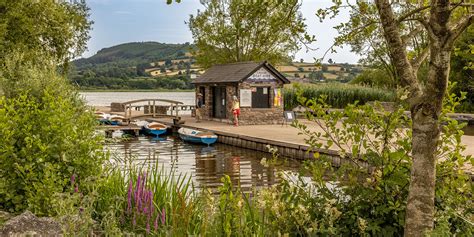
[240,89,252,107]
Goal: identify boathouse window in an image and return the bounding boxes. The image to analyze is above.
[251,87,270,108]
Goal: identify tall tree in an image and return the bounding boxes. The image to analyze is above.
[188,0,313,68]
[0,0,92,70]
[318,1,473,235]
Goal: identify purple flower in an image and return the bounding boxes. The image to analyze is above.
[146,221,150,234]
[143,191,149,214]
[148,191,153,218]
[74,185,79,193]
[70,174,76,185]
[154,215,159,230]
[161,208,166,225]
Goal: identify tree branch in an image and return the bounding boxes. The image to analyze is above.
[375,0,422,103]
[402,25,424,45]
[410,47,430,72]
[397,5,431,23]
[446,14,474,47]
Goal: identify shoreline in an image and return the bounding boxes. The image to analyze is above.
[79,89,194,92]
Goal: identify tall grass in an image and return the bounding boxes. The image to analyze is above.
[93,158,203,236]
[284,83,396,110]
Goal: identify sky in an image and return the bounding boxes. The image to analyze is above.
[84,0,360,64]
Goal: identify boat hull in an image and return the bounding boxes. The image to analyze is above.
[145,128,167,136]
[178,128,218,145]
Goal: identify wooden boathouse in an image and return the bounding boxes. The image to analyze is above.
[193,61,290,125]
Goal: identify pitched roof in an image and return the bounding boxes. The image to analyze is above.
[193,61,290,84]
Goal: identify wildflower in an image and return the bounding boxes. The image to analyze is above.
[160,208,166,225]
[74,185,79,193]
[154,215,159,231]
[146,221,150,234]
[70,174,76,185]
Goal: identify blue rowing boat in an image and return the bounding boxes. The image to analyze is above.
[144,122,168,136]
[178,128,217,145]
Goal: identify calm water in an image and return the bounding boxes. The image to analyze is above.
[108,135,301,191]
[80,92,195,106]
[84,91,302,190]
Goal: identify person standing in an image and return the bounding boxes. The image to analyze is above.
[232,95,240,126]
[196,93,203,122]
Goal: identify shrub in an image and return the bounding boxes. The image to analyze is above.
[284,83,396,110]
[0,67,106,216]
[287,88,473,235]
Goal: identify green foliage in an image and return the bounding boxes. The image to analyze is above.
[188,0,313,68]
[0,0,91,68]
[90,158,203,236]
[288,88,473,235]
[350,68,398,89]
[284,83,396,110]
[450,26,474,113]
[0,72,106,215]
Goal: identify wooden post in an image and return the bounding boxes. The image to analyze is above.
[128,104,132,119]
[175,103,179,118]
[148,101,150,114]
[152,100,156,118]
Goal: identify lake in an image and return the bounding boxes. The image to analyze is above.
[108,136,301,192]
[82,91,302,190]
[80,91,195,106]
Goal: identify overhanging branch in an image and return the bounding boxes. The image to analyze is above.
[446,14,474,47]
[410,47,430,72]
[397,5,431,23]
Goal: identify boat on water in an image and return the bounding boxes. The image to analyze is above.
[108,115,126,125]
[178,127,217,145]
[96,113,126,126]
[144,122,168,136]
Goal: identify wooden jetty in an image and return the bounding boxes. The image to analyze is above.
[96,98,196,136]
[98,125,143,137]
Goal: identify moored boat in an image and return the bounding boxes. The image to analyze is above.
[144,122,168,136]
[108,115,126,125]
[178,127,217,145]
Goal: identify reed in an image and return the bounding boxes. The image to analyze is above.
[284,83,396,110]
[94,157,202,236]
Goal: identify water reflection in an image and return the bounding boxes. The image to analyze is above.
[107,136,301,192]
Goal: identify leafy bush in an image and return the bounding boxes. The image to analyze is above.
[287,89,473,235]
[284,83,396,110]
[0,67,106,216]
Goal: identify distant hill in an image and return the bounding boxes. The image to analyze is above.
[69,41,361,90]
[69,42,197,90]
[73,42,194,69]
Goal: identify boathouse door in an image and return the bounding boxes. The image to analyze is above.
[212,86,227,119]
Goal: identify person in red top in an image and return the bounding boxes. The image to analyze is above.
[232,95,240,126]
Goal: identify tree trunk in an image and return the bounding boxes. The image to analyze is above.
[405,108,439,235]
[404,44,451,236]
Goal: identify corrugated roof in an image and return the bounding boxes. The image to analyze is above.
[193,61,290,84]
